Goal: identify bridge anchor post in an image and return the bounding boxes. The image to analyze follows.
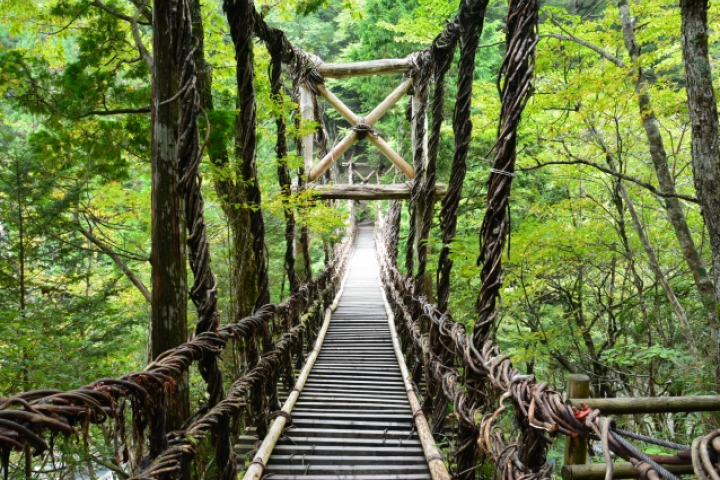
[564,373,590,466]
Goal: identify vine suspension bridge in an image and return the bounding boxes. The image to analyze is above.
[1,1,720,480]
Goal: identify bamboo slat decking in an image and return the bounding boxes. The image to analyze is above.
[237,226,433,479]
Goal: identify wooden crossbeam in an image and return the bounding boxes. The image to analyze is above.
[301,183,448,200]
[317,59,411,78]
[308,79,414,181]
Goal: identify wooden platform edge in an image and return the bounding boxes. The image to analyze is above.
[378,230,451,480]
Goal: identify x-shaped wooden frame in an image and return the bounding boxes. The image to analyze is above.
[308,78,415,181]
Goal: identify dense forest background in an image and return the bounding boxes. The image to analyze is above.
[1,0,719,475]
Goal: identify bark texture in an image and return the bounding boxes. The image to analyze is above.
[150,0,190,448]
[680,0,720,308]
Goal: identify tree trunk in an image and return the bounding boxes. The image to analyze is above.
[150,0,190,449]
[610,180,656,396]
[618,0,718,345]
[680,0,720,316]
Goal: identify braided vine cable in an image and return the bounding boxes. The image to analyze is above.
[175,0,235,475]
[474,0,539,345]
[411,55,432,295]
[289,53,323,283]
[436,0,491,312]
[268,32,300,294]
[614,428,690,452]
[224,0,270,311]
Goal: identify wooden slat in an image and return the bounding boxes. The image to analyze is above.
[245,227,437,480]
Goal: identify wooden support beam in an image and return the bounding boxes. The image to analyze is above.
[569,395,720,414]
[302,183,448,201]
[561,463,694,480]
[318,59,411,78]
[309,78,414,181]
[317,80,415,179]
[315,82,414,179]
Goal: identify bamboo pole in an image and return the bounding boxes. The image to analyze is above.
[309,78,414,181]
[316,83,414,178]
[318,58,411,78]
[379,258,451,480]
[564,374,590,465]
[242,253,353,480]
[561,463,694,480]
[569,395,720,414]
[303,183,448,200]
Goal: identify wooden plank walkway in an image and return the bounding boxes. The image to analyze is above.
[254,226,432,479]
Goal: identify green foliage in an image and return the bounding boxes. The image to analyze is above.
[1,0,720,475]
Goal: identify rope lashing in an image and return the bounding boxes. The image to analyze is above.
[489,168,516,177]
[291,52,324,93]
[351,117,382,140]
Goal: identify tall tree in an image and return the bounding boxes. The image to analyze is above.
[680,0,720,321]
[617,0,707,355]
[150,0,190,441]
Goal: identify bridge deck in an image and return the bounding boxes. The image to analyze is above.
[261,226,431,479]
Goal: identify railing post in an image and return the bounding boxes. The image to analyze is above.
[564,373,591,465]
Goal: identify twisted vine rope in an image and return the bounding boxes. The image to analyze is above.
[409,53,432,297]
[224,0,270,310]
[267,32,300,294]
[377,214,720,480]
[474,0,539,345]
[436,0,491,313]
[170,0,236,475]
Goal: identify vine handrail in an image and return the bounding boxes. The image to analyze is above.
[0,228,354,479]
[376,212,719,480]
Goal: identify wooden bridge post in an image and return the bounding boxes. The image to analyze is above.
[298,83,314,281]
[564,374,590,465]
[299,84,315,173]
